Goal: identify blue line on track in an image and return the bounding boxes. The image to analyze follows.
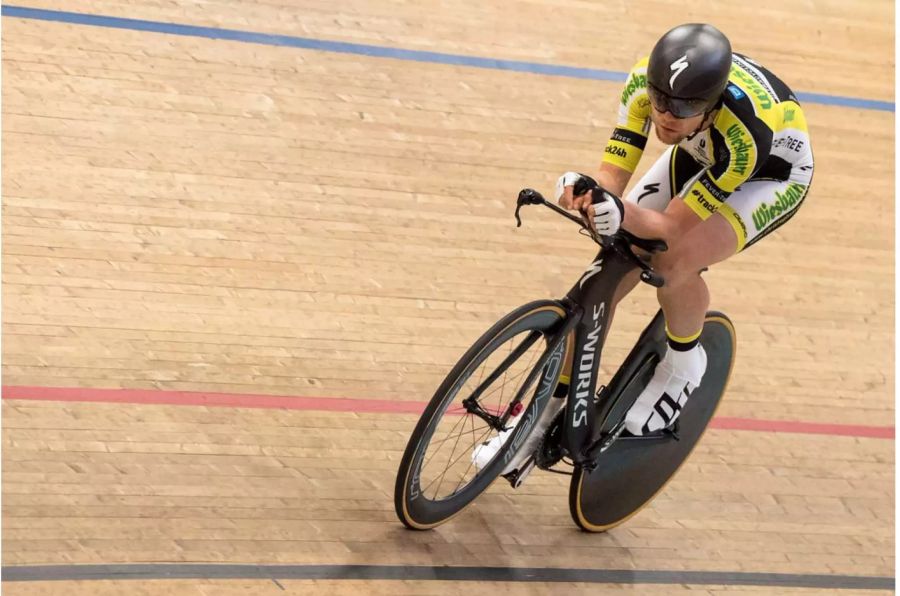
[1,5,894,113]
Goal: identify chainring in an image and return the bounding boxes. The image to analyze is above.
[534,407,567,469]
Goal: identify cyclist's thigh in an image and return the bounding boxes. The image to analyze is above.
[625,145,705,211]
[720,164,813,251]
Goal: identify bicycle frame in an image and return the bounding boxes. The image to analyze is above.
[513,188,669,470]
[559,241,645,466]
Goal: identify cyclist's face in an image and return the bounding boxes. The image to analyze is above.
[650,105,705,144]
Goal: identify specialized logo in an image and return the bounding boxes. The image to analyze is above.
[578,258,604,289]
[725,123,753,175]
[669,55,690,89]
[637,182,660,204]
[573,303,605,428]
[751,183,806,231]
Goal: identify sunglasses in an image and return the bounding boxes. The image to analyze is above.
[647,84,709,119]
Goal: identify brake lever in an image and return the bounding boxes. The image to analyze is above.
[516,187,667,287]
[515,188,544,227]
[516,188,591,229]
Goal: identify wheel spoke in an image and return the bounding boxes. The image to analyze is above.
[454,419,491,494]
[420,336,546,499]
[499,342,542,413]
[422,420,491,470]
[430,409,471,500]
[423,421,495,499]
[398,305,567,524]
[481,360,534,406]
[421,411,469,471]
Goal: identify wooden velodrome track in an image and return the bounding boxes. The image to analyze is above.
[1,0,894,594]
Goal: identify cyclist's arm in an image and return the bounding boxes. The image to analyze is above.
[596,161,632,198]
[622,108,773,243]
[568,161,632,210]
[567,57,648,210]
[621,197,701,242]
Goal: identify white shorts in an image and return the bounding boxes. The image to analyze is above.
[624,145,814,251]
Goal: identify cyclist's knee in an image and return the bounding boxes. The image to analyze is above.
[652,243,706,287]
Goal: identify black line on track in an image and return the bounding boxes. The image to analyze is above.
[1,564,894,590]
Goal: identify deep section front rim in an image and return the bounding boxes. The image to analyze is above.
[396,302,568,530]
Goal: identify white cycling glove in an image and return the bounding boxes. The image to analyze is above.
[554,171,598,203]
[590,189,625,236]
[555,171,625,236]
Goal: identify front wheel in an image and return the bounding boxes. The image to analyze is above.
[395,300,571,530]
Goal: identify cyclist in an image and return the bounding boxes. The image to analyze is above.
[557,23,813,436]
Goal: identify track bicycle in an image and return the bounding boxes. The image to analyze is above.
[394,188,736,531]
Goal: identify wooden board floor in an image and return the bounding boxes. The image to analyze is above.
[2,0,895,593]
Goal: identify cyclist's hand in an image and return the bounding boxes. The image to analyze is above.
[586,189,625,236]
[555,172,598,210]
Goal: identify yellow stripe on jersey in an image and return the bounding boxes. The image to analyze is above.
[602,139,642,172]
[605,56,652,174]
[683,182,720,220]
[717,203,749,251]
[683,105,759,220]
[778,100,808,133]
[619,56,650,108]
[728,62,779,130]
[713,105,758,191]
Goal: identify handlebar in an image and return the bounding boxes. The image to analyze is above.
[515,188,668,288]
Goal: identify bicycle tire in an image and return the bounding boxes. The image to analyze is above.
[395,300,570,530]
[569,312,736,532]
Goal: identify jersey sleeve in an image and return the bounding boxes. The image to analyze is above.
[601,57,652,173]
[682,104,773,220]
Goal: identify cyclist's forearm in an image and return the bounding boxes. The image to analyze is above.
[621,202,677,241]
[596,162,630,198]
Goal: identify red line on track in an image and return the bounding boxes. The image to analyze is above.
[2,385,894,440]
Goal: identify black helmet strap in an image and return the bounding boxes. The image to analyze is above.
[686,96,724,140]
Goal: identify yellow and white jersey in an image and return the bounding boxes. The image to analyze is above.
[602,53,814,232]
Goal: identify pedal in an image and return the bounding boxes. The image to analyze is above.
[597,421,626,454]
[503,456,536,489]
[616,416,682,442]
[619,429,671,441]
[663,419,681,441]
[500,395,567,475]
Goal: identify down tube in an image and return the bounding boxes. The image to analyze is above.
[562,249,637,463]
